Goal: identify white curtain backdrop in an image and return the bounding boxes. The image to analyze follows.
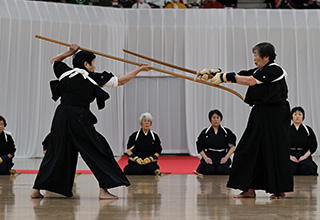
[0,0,320,157]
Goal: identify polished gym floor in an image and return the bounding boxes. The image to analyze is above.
[1,157,319,220]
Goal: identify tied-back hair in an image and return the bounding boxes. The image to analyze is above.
[252,42,276,62]
[72,50,96,71]
[291,106,305,120]
[0,115,7,127]
[139,112,153,124]
[208,109,223,122]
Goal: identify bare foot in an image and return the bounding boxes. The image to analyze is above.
[30,189,44,199]
[270,193,285,200]
[233,189,256,198]
[99,188,119,200]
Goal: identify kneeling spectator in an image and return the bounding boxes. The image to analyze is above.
[196,109,236,175]
[124,113,162,175]
[290,106,318,175]
[0,116,16,175]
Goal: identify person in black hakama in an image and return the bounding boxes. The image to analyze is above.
[30,44,152,199]
[0,116,16,175]
[208,42,293,199]
[124,112,162,175]
[290,106,318,175]
[196,109,236,175]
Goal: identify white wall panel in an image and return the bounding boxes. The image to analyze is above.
[0,0,319,157]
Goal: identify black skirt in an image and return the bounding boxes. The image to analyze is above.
[227,101,293,193]
[33,104,130,197]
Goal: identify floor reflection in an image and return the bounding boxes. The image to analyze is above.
[96,199,129,220]
[30,183,80,220]
[1,158,320,220]
[228,176,319,220]
[196,175,235,220]
[126,176,161,220]
[0,175,15,220]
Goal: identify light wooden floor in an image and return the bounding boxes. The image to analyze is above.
[1,157,320,220]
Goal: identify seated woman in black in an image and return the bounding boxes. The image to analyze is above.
[196,109,236,175]
[290,106,318,175]
[0,116,16,175]
[124,113,162,175]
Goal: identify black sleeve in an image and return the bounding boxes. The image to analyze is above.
[154,133,162,154]
[196,129,207,154]
[237,68,256,76]
[7,134,16,156]
[127,131,137,149]
[307,126,318,154]
[253,65,283,83]
[90,71,115,87]
[53,61,72,79]
[225,128,236,146]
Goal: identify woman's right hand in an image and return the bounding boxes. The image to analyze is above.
[204,157,213,164]
[290,155,298,163]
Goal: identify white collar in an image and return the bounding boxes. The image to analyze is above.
[59,68,98,86]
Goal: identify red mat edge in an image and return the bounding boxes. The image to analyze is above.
[15,156,200,175]
[15,170,93,174]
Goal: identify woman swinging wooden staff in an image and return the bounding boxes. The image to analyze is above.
[35,35,243,100]
[30,40,154,199]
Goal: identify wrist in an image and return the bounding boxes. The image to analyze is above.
[66,50,76,57]
[225,72,237,83]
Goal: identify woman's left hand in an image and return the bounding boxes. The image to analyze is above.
[220,157,228,164]
[139,64,152,72]
[69,44,80,54]
[298,150,311,162]
[298,155,308,162]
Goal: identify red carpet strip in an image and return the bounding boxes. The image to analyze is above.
[16,156,200,175]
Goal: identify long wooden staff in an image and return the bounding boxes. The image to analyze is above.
[35,35,143,67]
[123,49,243,100]
[35,35,243,100]
[123,49,197,75]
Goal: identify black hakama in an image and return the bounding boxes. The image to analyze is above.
[290,124,318,175]
[227,62,294,194]
[196,126,236,175]
[0,131,16,175]
[124,129,162,175]
[33,61,130,197]
[42,133,51,152]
